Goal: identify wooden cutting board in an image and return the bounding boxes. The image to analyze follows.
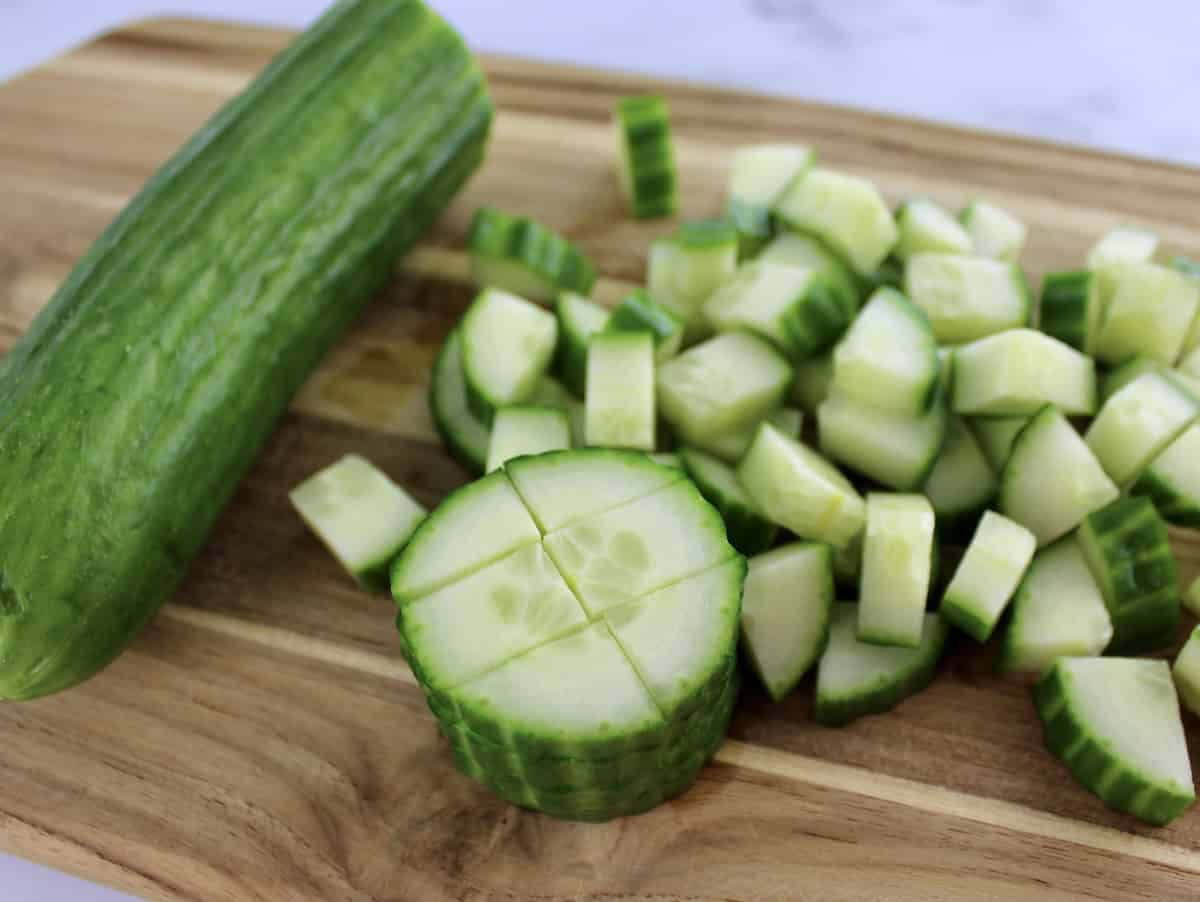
[2,16,1200,901]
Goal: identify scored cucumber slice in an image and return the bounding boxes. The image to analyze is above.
[614,94,677,219]
[740,543,834,700]
[585,332,656,451]
[1131,424,1200,527]
[791,349,834,414]
[893,199,972,260]
[486,406,571,473]
[999,405,1118,545]
[858,494,936,648]
[968,415,1029,472]
[1039,270,1101,354]
[1086,225,1159,269]
[904,254,1030,344]
[815,602,948,726]
[756,231,861,316]
[1084,372,1197,488]
[430,329,491,473]
[647,220,739,339]
[727,144,815,254]
[462,289,559,423]
[1092,262,1200,366]
[922,416,997,522]
[1173,626,1200,718]
[817,390,948,491]
[467,207,596,303]
[553,292,609,397]
[939,511,1036,642]
[1076,496,1179,655]
[607,289,684,361]
[960,200,1027,262]
[1034,657,1194,826]
[679,448,778,555]
[690,406,803,464]
[951,329,1097,416]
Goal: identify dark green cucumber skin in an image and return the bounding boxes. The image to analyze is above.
[607,289,681,349]
[468,207,597,296]
[1131,469,1200,529]
[0,0,491,700]
[782,280,850,359]
[1039,271,1093,352]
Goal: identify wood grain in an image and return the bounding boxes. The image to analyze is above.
[1,15,1200,901]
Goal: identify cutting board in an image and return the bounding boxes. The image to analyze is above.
[2,17,1200,902]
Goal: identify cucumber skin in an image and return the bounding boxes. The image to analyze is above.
[1131,470,1200,528]
[1039,271,1093,352]
[429,330,490,474]
[679,449,779,555]
[0,0,491,700]
[468,208,596,299]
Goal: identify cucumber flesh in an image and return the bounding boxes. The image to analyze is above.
[1092,262,1199,366]
[894,199,972,260]
[968,415,1029,472]
[791,349,834,414]
[1173,626,1200,717]
[727,144,815,253]
[756,231,861,316]
[1039,270,1101,354]
[939,511,1036,642]
[462,289,559,422]
[1098,353,1198,405]
[1084,372,1197,488]
[647,220,739,339]
[690,406,803,464]
[430,329,491,473]
[486,406,571,473]
[904,254,1029,343]
[960,200,1027,262]
[1086,226,1159,269]
[950,328,1097,416]
[680,448,778,555]
[1131,424,1200,527]
[922,416,997,521]
[858,494,937,648]
[607,289,684,361]
[467,207,596,303]
[553,292,609,397]
[585,332,656,451]
[614,95,677,219]
[530,378,587,447]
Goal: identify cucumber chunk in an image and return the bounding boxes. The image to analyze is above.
[430,329,491,473]
[940,511,1036,642]
[756,231,861,315]
[951,329,1097,416]
[904,254,1030,343]
[1084,372,1197,488]
[1086,225,1159,269]
[690,406,803,464]
[791,349,834,414]
[614,95,677,219]
[553,292,610,397]
[462,289,558,422]
[894,199,972,260]
[585,332,656,451]
[740,543,834,700]
[530,377,587,447]
[960,200,1027,262]
[467,207,596,303]
[1076,497,1179,655]
[858,494,937,648]
[1039,270,1101,353]
[607,289,684,361]
[727,144,815,254]
[1173,626,1200,718]
[1092,262,1199,366]
[1097,353,1200,404]
[968,415,1029,471]
[815,602,948,726]
[1034,657,1193,826]
[1131,424,1200,527]
[680,448,778,554]
[648,220,739,339]
[486,406,571,473]
[922,417,997,521]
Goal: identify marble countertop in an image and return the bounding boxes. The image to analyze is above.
[0,1,1195,899]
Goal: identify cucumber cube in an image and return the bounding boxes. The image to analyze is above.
[951,328,1097,416]
[486,406,571,473]
[858,494,937,648]
[1086,225,1159,269]
[585,332,656,451]
[894,199,972,260]
[648,220,739,339]
[940,511,1036,642]
[960,200,1027,262]
[727,144,814,253]
[1084,372,1197,488]
[1132,424,1200,527]
[461,289,559,422]
[904,253,1030,344]
[1092,262,1200,366]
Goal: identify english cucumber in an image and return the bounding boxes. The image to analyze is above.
[893,199,972,260]
[858,494,937,648]
[939,511,1036,642]
[647,220,739,340]
[960,200,1027,262]
[467,207,596,303]
[615,95,677,219]
[1039,271,1100,354]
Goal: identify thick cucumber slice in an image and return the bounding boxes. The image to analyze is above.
[648,220,739,339]
[607,289,684,361]
[679,448,778,554]
[290,454,426,592]
[773,168,898,275]
[757,231,861,316]
[462,289,558,422]
[817,390,948,491]
[832,287,940,416]
[894,199,972,260]
[939,511,1036,642]
[951,329,1097,416]
[1173,627,1200,717]
[998,406,1118,545]
[430,329,491,473]
[960,200,1027,262]
[727,144,815,254]
[614,94,677,219]
[467,207,596,303]
[1086,225,1159,269]
[585,332,656,451]
[969,415,1029,471]
[738,423,866,549]
[815,602,948,726]
[1076,497,1180,655]
[922,417,997,521]
[791,349,834,414]
[1084,373,1197,488]
[486,406,571,473]
[858,494,937,648]
[1092,262,1200,366]
[690,406,803,464]
[740,543,834,700]
[553,292,609,397]
[657,332,793,440]
[1034,658,1193,826]
[904,254,1030,343]
[1131,424,1200,527]
[1039,270,1101,353]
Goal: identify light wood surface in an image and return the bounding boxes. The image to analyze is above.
[2,16,1200,901]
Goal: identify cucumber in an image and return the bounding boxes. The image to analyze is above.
[998,406,1118,545]
[960,200,1027,262]
[1076,497,1179,655]
[647,220,739,339]
[817,390,948,491]
[1086,225,1159,269]
[1097,353,1200,404]
[0,0,491,699]
[727,144,815,254]
[815,602,948,726]
[679,448,778,555]
[1034,657,1193,826]
[893,199,972,260]
[430,329,492,473]
[864,256,905,292]
[690,406,802,464]
[773,168,898,275]
[1131,424,1200,527]
[1000,537,1113,673]
[614,94,677,219]
[1181,346,1200,379]
[738,423,866,549]
[462,289,559,422]
[1084,372,1197,488]
[607,289,684,361]
[485,406,571,473]
[832,532,863,590]
[756,231,861,315]
[585,332,656,451]
[531,377,587,448]
[939,511,1036,642]
[1092,262,1200,366]
[467,207,596,303]
[648,452,683,469]
[740,543,834,700]
[1039,270,1100,353]
[922,416,997,522]
[858,494,937,648]
[553,292,609,397]
[1173,626,1200,717]
[950,329,1097,416]
[968,415,1029,471]
[904,254,1030,343]
[791,349,834,414]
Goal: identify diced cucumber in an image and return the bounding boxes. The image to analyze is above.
[531,378,588,447]
[648,452,682,469]
[1039,270,1100,353]
[738,423,866,549]
[864,256,905,292]
[727,144,815,254]
[430,329,491,473]
[690,406,803,464]
[817,390,948,491]
[740,543,834,700]
[815,602,948,726]
[894,199,972,260]
[614,94,677,219]
[858,494,936,648]
[647,220,739,339]
[756,231,861,315]
[791,349,834,414]
[922,416,997,521]
[998,405,1118,545]
[1131,424,1200,527]
[461,289,558,423]
[1076,497,1179,655]
[1087,225,1159,269]
[832,287,940,416]
[939,511,1036,642]
[585,332,656,451]
[904,254,1030,343]
[657,332,793,440]
[679,448,778,554]
[774,168,898,275]
[1174,627,1200,717]
[606,289,684,361]
[968,415,1029,471]
[1034,657,1193,826]
[467,207,596,303]
[1092,262,1200,366]
[553,292,609,397]
[832,531,863,589]
[1084,373,1197,488]
[486,406,571,473]
[960,200,1027,262]
[951,329,1097,416]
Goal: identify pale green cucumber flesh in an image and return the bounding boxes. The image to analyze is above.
[585,332,657,450]
[951,329,1096,417]
[894,200,972,260]
[1084,372,1197,488]
[818,390,948,491]
[858,494,936,648]
[939,511,1035,642]
[462,289,559,421]
[960,200,1027,262]
[904,253,1029,343]
[922,416,997,521]
[1173,626,1200,718]
[1131,423,1200,527]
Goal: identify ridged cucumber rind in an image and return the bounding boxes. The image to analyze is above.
[467,207,597,302]
[1039,270,1098,353]
[607,289,685,361]
[430,329,492,473]
[614,95,678,219]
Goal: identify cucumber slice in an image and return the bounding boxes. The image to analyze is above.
[1131,424,1200,527]
[1076,497,1179,655]
[648,452,683,469]
[773,168,898,275]
[738,423,866,549]
[727,144,815,254]
[756,231,861,316]
[791,349,835,414]
[430,329,491,473]
[740,543,834,700]
[1174,626,1200,717]
[832,287,940,416]
[1039,270,1101,354]
[1092,262,1200,366]
[923,416,997,522]
[960,200,1027,262]
[657,332,793,440]
[553,292,609,397]
[1000,537,1112,673]
[998,406,1118,545]
[894,199,972,260]
[461,289,559,423]
[858,494,937,648]
[679,448,778,554]
[585,332,656,451]
[690,406,803,464]
[614,95,677,219]
[607,289,684,361]
[467,207,596,303]
[815,602,948,726]
[904,254,1030,343]
[939,511,1036,642]
[951,329,1097,416]
[968,415,1029,471]
[486,406,571,473]
[290,454,426,592]
[1084,372,1197,488]
[1086,225,1159,269]
[647,220,739,339]
[1034,657,1193,826]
